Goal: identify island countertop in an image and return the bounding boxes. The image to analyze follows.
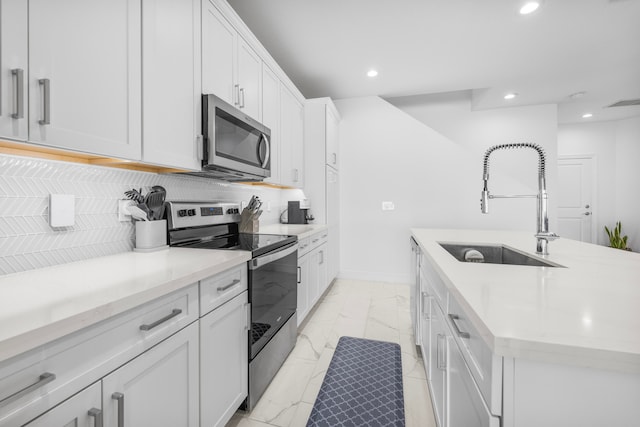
[411,228,640,373]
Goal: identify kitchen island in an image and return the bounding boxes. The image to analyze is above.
[411,229,640,427]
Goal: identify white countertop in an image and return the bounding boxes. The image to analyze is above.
[260,223,328,240]
[0,248,251,364]
[411,229,640,373]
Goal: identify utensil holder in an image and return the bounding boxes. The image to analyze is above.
[134,220,168,252]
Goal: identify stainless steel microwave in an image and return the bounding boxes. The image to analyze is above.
[200,94,271,181]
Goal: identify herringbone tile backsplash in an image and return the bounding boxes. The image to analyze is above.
[0,154,302,276]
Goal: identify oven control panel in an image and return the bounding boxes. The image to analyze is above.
[167,202,241,229]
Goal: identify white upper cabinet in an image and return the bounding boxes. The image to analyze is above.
[202,0,261,121]
[0,0,28,141]
[202,1,236,104]
[280,85,304,188]
[326,104,340,169]
[28,0,142,160]
[141,0,201,170]
[262,64,281,185]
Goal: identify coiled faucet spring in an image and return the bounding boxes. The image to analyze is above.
[480,142,558,255]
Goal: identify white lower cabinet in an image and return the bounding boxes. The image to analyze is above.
[297,250,311,326]
[23,382,102,427]
[200,291,249,427]
[102,321,200,427]
[419,249,500,427]
[296,233,329,326]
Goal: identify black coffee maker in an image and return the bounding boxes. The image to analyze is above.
[288,200,313,224]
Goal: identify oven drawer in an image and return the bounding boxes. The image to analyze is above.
[0,284,198,427]
[200,264,248,316]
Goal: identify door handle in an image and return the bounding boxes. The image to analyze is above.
[88,408,103,427]
[585,204,590,209]
[436,333,446,370]
[38,79,51,125]
[112,393,124,427]
[11,69,24,119]
[583,212,591,216]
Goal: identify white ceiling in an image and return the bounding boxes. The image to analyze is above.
[228,0,640,124]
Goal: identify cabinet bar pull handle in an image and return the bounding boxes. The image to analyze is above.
[38,79,50,125]
[319,250,324,264]
[246,302,251,331]
[217,279,240,292]
[139,308,182,331]
[297,266,301,284]
[234,84,240,106]
[239,88,245,108]
[293,168,299,182]
[88,407,103,427]
[421,292,430,319]
[436,334,446,370]
[448,313,471,339]
[332,153,337,165]
[0,372,56,409]
[112,392,124,427]
[11,69,24,119]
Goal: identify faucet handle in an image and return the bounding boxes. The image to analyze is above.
[535,231,560,241]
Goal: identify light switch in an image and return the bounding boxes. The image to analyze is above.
[50,194,75,227]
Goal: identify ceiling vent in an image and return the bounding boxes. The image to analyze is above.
[606,99,640,108]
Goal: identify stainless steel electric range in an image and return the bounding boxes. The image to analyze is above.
[166,201,298,411]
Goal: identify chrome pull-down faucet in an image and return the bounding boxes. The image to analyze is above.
[480,143,559,255]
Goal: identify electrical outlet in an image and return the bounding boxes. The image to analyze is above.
[118,199,136,221]
[382,201,395,211]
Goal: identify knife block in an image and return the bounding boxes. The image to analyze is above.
[239,209,259,233]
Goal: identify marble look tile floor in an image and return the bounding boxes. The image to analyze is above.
[227,279,437,427]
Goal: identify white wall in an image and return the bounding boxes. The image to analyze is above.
[558,116,640,249]
[334,95,558,284]
[614,116,640,249]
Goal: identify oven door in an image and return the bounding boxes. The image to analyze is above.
[248,242,298,359]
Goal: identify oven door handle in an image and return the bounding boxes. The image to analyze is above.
[250,242,298,270]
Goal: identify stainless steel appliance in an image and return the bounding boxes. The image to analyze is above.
[166,201,297,411]
[195,94,271,181]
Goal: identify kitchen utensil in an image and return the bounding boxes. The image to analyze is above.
[124,188,144,203]
[128,205,150,221]
[145,187,166,220]
[137,202,152,220]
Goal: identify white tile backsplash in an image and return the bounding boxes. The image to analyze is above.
[0,154,305,276]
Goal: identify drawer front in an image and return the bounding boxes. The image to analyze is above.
[199,264,248,316]
[297,237,311,257]
[447,294,502,415]
[448,336,500,427]
[421,254,447,310]
[0,284,198,427]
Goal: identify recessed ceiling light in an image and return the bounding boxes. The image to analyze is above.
[504,93,518,100]
[582,113,593,119]
[520,1,540,14]
[367,69,378,78]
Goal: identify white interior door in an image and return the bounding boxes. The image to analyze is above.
[557,157,595,243]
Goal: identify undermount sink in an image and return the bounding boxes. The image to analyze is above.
[438,242,564,268]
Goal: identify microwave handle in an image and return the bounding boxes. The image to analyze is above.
[258,133,270,168]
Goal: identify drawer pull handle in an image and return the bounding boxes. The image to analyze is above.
[88,407,103,427]
[312,239,319,243]
[0,372,56,409]
[139,308,182,331]
[297,266,301,284]
[112,392,124,427]
[217,279,240,292]
[448,313,471,339]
